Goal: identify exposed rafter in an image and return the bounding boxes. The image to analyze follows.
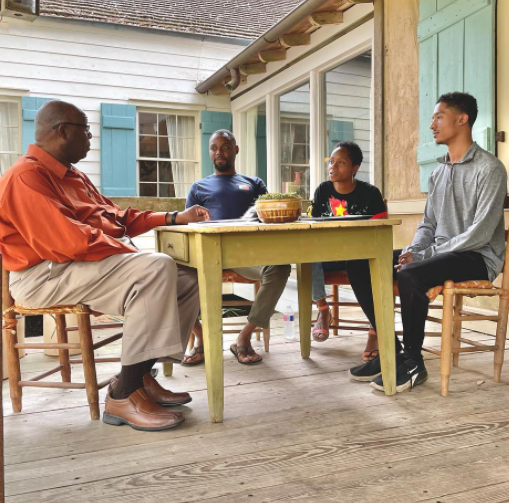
[259,49,288,63]
[308,11,344,26]
[239,62,268,75]
[279,33,311,47]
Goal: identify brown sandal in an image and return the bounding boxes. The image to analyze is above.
[312,304,332,342]
[181,346,205,366]
[230,344,262,365]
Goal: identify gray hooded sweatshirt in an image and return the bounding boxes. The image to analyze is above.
[404,142,507,282]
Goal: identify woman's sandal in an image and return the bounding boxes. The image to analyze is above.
[312,304,332,342]
[181,346,205,366]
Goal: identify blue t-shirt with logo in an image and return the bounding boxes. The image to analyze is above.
[186,174,267,220]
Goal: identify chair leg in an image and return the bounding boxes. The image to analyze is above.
[263,327,270,352]
[77,312,100,420]
[4,317,22,412]
[254,283,261,341]
[163,363,174,377]
[55,314,71,382]
[452,295,463,368]
[494,295,509,382]
[332,285,339,336]
[440,285,455,396]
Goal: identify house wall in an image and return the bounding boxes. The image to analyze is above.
[0,16,243,189]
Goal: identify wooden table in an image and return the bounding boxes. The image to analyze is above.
[156,218,401,423]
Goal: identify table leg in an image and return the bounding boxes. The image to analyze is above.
[368,229,396,395]
[195,234,224,422]
[297,263,312,359]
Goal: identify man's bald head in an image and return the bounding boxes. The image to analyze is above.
[35,100,85,142]
[34,100,91,166]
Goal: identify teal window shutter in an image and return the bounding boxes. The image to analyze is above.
[256,114,267,183]
[200,110,232,177]
[417,0,495,192]
[101,103,136,196]
[21,97,53,153]
[327,120,354,154]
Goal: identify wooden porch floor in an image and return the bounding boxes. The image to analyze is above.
[4,308,509,502]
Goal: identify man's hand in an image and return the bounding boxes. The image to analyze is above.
[172,205,210,225]
[395,251,414,271]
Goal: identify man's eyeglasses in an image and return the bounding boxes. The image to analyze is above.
[52,122,91,133]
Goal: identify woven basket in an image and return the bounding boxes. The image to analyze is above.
[255,197,302,223]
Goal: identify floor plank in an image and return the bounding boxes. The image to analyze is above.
[4,309,509,502]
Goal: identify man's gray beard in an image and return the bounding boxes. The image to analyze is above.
[214,162,232,172]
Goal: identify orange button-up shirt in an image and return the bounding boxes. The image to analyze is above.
[0,144,167,271]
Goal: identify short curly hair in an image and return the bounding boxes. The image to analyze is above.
[437,92,478,128]
[333,141,363,167]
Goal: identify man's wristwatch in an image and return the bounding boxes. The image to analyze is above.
[171,211,179,225]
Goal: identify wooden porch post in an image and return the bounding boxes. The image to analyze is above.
[373,0,384,193]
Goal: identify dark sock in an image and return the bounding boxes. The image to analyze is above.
[111,358,157,400]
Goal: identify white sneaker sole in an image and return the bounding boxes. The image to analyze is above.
[370,373,428,392]
[348,370,382,382]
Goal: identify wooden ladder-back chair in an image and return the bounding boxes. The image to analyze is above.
[421,222,509,396]
[163,270,270,376]
[1,258,123,420]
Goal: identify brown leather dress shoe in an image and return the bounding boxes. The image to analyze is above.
[143,373,192,406]
[103,388,185,431]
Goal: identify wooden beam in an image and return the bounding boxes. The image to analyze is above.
[373,0,384,192]
[208,85,229,96]
[259,49,287,63]
[279,33,311,48]
[308,11,344,27]
[239,62,267,75]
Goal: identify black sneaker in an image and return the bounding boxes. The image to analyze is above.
[371,357,428,393]
[349,356,382,381]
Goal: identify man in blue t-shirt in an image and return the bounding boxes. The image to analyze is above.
[184,130,291,365]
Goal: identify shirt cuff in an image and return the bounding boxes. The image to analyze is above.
[148,212,169,227]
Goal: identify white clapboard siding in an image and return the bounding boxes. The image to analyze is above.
[0,17,244,188]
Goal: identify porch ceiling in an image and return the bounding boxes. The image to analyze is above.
[196,0,359,95]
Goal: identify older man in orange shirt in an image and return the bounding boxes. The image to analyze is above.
[0,100,210,431]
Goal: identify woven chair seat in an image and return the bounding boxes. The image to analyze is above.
[222,270,258,284]
[426,280,494,302]
[323,270,350,285]
[9,302,91,316]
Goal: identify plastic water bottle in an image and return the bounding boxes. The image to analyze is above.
[283,305,295,340]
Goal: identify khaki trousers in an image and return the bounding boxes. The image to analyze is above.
[10,253,200,365]
[232,265,291,329]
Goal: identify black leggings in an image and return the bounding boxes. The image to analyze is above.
[322,250,488,362]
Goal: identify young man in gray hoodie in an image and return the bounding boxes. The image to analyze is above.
[349,92,507,392]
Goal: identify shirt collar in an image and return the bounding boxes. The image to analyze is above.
[436,142,478,165]
[26,144,72,180]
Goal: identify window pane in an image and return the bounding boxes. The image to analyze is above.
[279,82,310,199]
[158,115,169,136]
[138,113,157,135]
[165,115,177,137]
[173,162,197,197]
[0,102,19,127]
[159,183,176,198]
[139,136,157,158]
[159,161,174,183]
[139,160,157,182]
[174,139,196,160]
[177,115,195,138]
[325,50,372,183]
[159,136,170,158]
[0,153,17,175]
[140,183,157,197]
